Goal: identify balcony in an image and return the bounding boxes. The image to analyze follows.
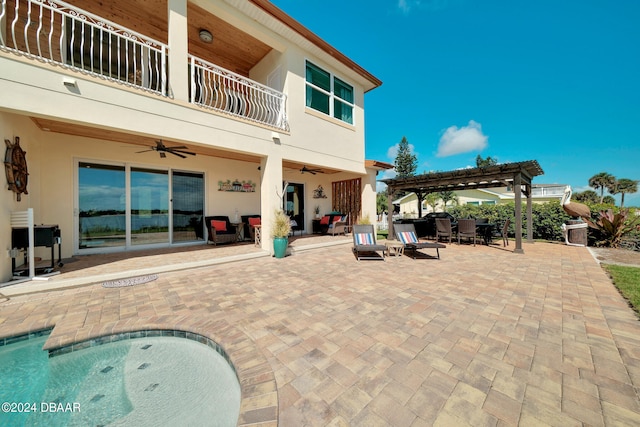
[0,0,289,131]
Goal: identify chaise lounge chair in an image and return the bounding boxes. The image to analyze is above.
[352,224,387,261]
[395,223,446,259]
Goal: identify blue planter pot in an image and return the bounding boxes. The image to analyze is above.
[273,237,288,258]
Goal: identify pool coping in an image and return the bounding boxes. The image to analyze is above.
[1,316,278,426]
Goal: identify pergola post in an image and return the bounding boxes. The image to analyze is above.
[387,186,396,239]
[526,183,533,242]
[513,172,524,253]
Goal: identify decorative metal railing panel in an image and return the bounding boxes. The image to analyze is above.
[1,0,289,130]
[531,187,565,197]
[0,0,167,95]
[190,55,289,131]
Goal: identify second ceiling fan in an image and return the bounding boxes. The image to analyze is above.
[137,140,196,159]
[300,165,324,175]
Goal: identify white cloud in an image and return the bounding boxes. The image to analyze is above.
[398,0,456,13]
[436,120,488,157]
[398,0,411,13]
[376,169,396,192]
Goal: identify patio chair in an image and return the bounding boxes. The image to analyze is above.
[500,218,510,247]
[457,219,477,246]
[435,218,453,243]
[395,223,445,259]
[241,214,261,242]
[205,216,238,245]
[352,224,387,261]
[329,214,349,236]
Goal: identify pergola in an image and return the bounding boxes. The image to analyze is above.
[381,160,544,253]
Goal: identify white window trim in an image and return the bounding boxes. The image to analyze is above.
[305,60,355,125]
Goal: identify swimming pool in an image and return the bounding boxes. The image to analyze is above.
[0,330,241,426]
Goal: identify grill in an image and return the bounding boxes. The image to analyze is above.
[11,225,63,276]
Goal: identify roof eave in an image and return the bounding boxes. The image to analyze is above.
[249,0,382,92]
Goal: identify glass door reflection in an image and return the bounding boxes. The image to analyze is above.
[131,167,169,245]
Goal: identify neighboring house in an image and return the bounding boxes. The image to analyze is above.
[0,0,390,282]
[394,184,566,217]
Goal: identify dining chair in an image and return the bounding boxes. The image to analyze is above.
[457,219,477,246]
[435,218,453,243]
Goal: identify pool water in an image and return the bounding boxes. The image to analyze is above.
[0,333,241,426]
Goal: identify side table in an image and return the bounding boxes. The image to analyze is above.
[253,224,262,247]
[230,222,244,242]
[385,241,405,257]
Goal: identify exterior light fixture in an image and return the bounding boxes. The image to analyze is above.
[199,29,213,43]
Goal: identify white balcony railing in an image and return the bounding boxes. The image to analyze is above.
[531,187,565,197]
[0,0,167,95]
[189,55,289,131]
[1,0,289,130]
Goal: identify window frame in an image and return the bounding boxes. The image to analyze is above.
[305,60,355,125]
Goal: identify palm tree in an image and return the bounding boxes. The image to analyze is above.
[589,172,616,204]
[439,191,457,211]
[612,178,638,208]
[424,192,440,213]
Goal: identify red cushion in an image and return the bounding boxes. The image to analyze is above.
[332,216,341,223]
[248,217,261,227]
[211,220,227,232]
[320,215,330,225]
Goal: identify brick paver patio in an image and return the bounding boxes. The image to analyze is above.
[1,239,639,426]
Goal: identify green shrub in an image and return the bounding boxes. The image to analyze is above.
[448,201,570,241]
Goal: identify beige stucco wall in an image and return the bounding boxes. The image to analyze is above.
[0,0,377,282]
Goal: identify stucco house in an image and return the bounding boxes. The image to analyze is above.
[0,0,391,282]
[395,184,566,217]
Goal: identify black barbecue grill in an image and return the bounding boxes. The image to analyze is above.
[11,224,63,276]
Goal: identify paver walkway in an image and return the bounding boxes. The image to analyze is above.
[1,240,639,426]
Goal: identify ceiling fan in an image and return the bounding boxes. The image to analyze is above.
[300,165,324,175]
[136,140,196,159]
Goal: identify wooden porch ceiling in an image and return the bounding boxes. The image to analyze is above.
[31,117,340,174]
[67,0,272,76]
[31,117,262,163]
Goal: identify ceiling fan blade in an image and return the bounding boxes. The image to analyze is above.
[169,149,196,156]
[167,150,186,158]
[136,149,153,153]
[165,145,188,150]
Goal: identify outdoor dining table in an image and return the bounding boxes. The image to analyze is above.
[475,222,496,245]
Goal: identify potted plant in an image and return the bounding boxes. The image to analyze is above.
[314,205,321,218]
[271,209,292,258]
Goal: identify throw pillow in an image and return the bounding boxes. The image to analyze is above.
[320,216,330,225]
[211,220,227,232]
[248,217,261,227]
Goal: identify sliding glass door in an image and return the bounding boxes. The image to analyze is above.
[131,168,169,246]
[172,171,205,243]
[77,162,204,252]
[78,162,126,250]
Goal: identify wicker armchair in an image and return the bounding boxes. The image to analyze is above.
[205,216,238,245]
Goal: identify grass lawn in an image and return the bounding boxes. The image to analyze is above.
[604,264,640,314]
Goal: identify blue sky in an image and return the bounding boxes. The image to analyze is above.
[272,0,640,206]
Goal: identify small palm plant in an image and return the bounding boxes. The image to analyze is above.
[585,209,640,247]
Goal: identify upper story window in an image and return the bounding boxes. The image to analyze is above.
[305,61,354,124]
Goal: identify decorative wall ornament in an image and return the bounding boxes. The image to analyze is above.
[4,137,29,201]
[218,179,256,192]
[313,185,327,199]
